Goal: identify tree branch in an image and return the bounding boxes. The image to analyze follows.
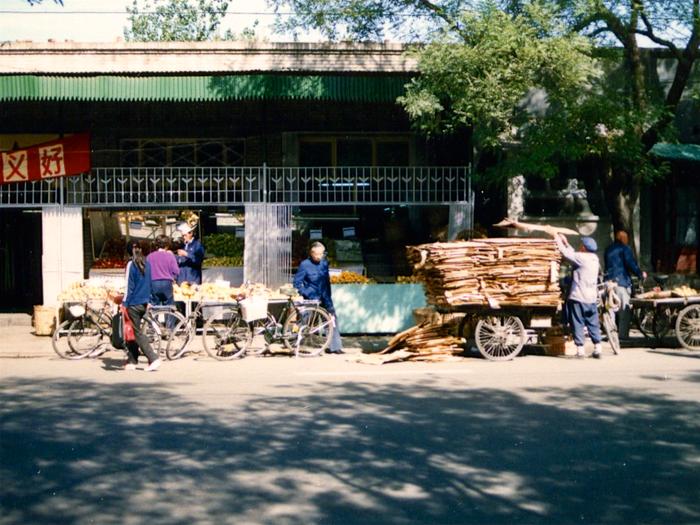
[636,7,682,59]
[414,0,470,40]
[642,0,700,148]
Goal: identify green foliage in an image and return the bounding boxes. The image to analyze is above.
[398,2,597,159]
[269,0,483,41]
[202,256,243,267]
[202,233,244,257]
[269,0,698,233]
[124,0,251,41]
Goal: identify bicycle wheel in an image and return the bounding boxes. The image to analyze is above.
[282,306,333,357]
[144,310,187,359]
[247,313,277,356]
[66,316,107,359]
[202,314,251,360]
[602,311,620,355]
[52,320,81,359]
[164,317,194,360]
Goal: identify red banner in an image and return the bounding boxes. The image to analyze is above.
[1,133,91,185]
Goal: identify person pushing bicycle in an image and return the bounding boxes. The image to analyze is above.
[293,241,344,354]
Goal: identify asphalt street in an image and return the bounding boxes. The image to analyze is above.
[1,327,699,525]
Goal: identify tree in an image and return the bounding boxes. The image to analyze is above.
[553,0,700,236]
[124,0,242,42]
[269,0,700,241]
[397,3,597,177]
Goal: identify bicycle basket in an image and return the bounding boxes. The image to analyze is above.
[68,304,86,319]
[240,295,268,322]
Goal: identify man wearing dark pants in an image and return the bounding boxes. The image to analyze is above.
[294,241,344,354]
[548,230,603,359]
[604,230,646,340]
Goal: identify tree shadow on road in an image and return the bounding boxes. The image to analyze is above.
[1,377,699,525]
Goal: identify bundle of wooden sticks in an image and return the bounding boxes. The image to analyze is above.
[349,316,466,365]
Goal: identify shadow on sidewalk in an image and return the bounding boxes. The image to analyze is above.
[1,378,699,524]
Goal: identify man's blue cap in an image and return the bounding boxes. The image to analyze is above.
[581,237,597,252]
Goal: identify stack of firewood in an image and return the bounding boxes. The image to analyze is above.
[406,238,561,308]
[349,317,465,365]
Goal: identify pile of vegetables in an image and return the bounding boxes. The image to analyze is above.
[330,271,373,284]
[202,233,244,267]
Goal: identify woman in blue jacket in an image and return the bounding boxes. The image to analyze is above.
[293,241,344,354]
[123,244,161,371]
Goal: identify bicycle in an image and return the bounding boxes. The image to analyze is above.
[199,301,255,361]
[245,295,334,358]
[165,300,248,360]
[52,300,115,360]
[598,279,621,355]
[52,301,185,360]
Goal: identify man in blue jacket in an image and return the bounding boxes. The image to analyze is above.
[175,222,205,285]
[293,241,344,354]
[604,230,647,340]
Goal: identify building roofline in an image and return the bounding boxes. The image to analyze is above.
[0,41,419,75]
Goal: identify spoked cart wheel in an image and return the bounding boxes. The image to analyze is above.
[474,315,526,361]
[675,304,700,350]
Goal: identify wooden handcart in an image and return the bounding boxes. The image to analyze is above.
[630,295,700,350]
[438,303,559,361]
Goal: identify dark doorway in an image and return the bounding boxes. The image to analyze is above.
[0,209,43,312]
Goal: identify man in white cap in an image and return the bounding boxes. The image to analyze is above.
[175,222,205,284]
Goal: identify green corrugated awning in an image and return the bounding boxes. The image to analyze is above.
[650,142,700,162]
[0,74,410,102]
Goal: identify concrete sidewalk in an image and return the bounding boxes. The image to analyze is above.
[0,321,392,359]
[0,318,673,362]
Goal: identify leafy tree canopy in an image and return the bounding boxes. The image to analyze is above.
[269,0,699,235]
[124,0,257,42]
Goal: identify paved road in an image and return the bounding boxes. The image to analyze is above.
[1,330,700,525]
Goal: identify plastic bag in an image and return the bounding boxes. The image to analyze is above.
[120,305,136,343]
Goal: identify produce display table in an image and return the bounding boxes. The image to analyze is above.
[630,295,700,350]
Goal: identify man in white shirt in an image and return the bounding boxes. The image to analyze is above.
[549,232,603,359]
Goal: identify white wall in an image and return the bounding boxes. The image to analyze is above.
[42,206,83,307]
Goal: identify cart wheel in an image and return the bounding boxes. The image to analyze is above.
[633,305,655,338]
[675,304,700,350]
[474,315,526,361]
[652,307,673,340]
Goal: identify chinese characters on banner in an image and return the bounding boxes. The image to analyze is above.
[0,133,91,185]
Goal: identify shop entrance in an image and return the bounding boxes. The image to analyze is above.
[0,209,43,312]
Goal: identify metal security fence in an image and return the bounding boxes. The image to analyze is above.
[0,166,472,208]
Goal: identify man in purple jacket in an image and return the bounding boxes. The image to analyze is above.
[147,234,180,307]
